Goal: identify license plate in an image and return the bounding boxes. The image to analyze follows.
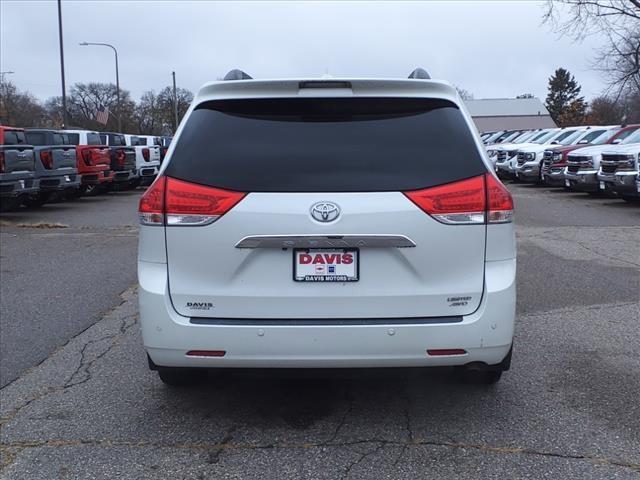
[18,180,25,189]
[599,181,605,190]
[294,249,359,282]
[64,175,71,182]
[565,179,570,187]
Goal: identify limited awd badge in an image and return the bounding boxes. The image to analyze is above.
[310,201,340,223]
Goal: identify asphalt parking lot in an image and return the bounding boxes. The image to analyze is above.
[0,184,639,479]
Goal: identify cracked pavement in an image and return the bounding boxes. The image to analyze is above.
[1,183,639,479]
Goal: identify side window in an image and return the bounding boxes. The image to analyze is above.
[67,133,80,145]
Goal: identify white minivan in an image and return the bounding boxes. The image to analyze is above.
[138,69,516,386]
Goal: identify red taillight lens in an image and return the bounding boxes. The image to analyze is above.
[404,175,486,224]
[138,176,166,225]
[81,149,92,166]
[138,176,246,226]
[0,152,5,173]
[485,173,514,223]
[142,148,150,161]
[404,173,513,225]
[40,151,53,169]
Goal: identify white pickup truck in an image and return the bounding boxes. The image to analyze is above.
[124,134,161,187]
[598,129,640,202]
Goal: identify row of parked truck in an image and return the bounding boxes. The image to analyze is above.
[0,126,172,210]
[482,124,640,202]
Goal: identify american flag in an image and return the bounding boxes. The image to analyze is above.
[95,105,109,125]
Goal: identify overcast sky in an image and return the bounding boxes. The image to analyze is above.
[1,0,606,102]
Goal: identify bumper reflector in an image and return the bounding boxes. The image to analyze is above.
[186,350,226,357]
[426,349,467,356]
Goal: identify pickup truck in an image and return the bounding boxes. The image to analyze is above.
[62,129,113,196]
[597,128,640,201]
[565,125,640,194]
[124,134,161,187]
[99,132,137,189]
[495,129,558,179]
[159,136,172,163]
[0,126,38,211]
[514,127,587,183]
[23,129,80,206]
[541,126,627,187]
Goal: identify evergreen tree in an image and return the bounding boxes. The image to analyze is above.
[545,68,586,126]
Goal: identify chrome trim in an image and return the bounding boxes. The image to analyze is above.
[235,234,416,249]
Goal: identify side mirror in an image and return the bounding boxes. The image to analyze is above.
[577,140,588,144]
[550,141,559,145]
[612,139,622,144]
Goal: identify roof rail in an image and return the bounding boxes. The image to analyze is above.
[408,67,431,80]
[223,69,253,81]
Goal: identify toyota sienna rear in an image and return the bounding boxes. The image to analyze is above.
[138,69,516,386]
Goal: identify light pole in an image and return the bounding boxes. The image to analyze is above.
[0,71,15,81]
[79,42,121,131]
[172,71,179,132]
[57,0,68,128]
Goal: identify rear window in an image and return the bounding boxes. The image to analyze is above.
[87,133,102,145]
[166,98,486,192]
[25,132,47,145]
[3,130,27,146]
[101,133,125,146]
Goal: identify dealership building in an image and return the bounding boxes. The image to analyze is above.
[465,97,557,132]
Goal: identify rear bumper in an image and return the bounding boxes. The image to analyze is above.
[112,169,136,183]
[139,258,516,369]
[0,173,38,197]
[38,171,80,191]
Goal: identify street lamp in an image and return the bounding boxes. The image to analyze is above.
[0,71,15,83]
[79,42,121,131]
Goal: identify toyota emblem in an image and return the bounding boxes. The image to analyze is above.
[310,201,341,223]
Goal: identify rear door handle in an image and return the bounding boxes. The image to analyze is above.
[235,234,416,249]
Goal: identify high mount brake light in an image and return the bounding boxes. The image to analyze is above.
[404,173,513,225]
[138,176,246,226]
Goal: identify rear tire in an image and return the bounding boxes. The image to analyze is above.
[456,367,503,384]
[22,192,53,208]
[0,197,21,212]
[157,368,205,387]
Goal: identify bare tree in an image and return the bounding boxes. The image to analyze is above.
[0,81,47,127]
[543,1,640,99]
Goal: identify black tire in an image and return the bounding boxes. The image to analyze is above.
[129,177,142,189]
[621,195,639,204]
[0,197,21,212]
[455,367,503,385]
[22,192,53,208]
[157,368,205,387]
[63,188,82,200]
[80,184,101,196]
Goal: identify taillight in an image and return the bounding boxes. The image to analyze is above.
[485,173,514,223]
[138,176,246,226]
[404,173,513,225]
[116,149,126,166]
[40,151,53,169]
[142,148,150,161]
[0,152,4,173]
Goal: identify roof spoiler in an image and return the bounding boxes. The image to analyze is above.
[223,69,253,81]
[408,67,431,80]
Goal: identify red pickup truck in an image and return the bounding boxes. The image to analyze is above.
[541,125,640,187]
[60,129,113,196]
